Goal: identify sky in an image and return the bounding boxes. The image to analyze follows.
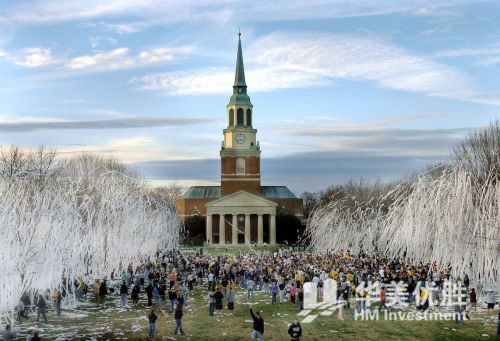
[0,0,499,194]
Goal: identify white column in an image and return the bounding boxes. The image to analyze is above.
[257,214,263,246]
[270,214,276,245]
[206,214,212,245]
[219,214,225,245]
[245,214,251,245]
[232,214,238,245]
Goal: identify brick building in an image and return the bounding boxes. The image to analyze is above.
[176,34,303,246]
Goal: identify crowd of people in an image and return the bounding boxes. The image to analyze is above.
[3,248,499,340]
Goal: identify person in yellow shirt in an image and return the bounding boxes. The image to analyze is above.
[51,289,62,316]
[93,280,100,304]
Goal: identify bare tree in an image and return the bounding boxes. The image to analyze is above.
[0,145,31,178]
[0,145,59,179]
[453,120,500,182]
[60,153,137,181]
[318,178,396,212]
[27,146,58,177]
[302,191,319,219]
[151,183,182,203]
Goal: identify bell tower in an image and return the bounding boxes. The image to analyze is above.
[220,33,261,196]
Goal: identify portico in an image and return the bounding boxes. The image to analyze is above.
[205,190,277,246]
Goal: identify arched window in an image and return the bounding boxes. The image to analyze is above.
[237,108,244,126]
[229,109,234,126]
[236,158,245,175]
[246,109,252,126]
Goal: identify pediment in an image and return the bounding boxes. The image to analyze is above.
[205,190,278,208]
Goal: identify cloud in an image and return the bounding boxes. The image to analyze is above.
[0,113,62,124]
[479,57,500,66]
[132,32,499,105]
[131,66,330,95]
[433,44,500,67]
[105,23,142,34]
[12,47,58,67]
[434,47,500,58]
[274,114,468,157]
[0,117,212,133]
[2,0,155,24]
[55,136,165,163]
[66,47,129,69]
[65,46,195,71]
[291,127,465,156]
[61,98,91,104]
[83,21,146,34]
[133,151,449,193]
[89,36,117,49]
[1,0,473,26]
[5,44,195,72]
[434,45,500,66]
[130,124,471,192]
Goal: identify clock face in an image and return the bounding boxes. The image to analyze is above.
[235,134,246,144]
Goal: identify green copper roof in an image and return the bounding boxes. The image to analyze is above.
[261,186,298,199]
[234,33,246,87]
[182,186,221,199]
[181,186,298,200]
[228,93,252,106]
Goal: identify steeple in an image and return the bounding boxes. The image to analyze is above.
[228,32,251,106]
[234,32,246,88]
[220,30,260,197]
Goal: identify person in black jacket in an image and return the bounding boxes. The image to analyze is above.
[168,288,177,313]
[214,286,224,318]
[36,294,48,322]
[288,320,302,341]
[159,282,167,305]
[146,283,154,307]
[249,306,264,341]
[174,304,185,335]
[131,283,140,305]
[297,289,304,311]
[99,280,107,305]
[120,282,128,307]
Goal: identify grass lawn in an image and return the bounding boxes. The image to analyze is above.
[8,283,498,340]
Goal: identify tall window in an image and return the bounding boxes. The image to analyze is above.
[246,109,252,126]
[237,108,244,126]
[229,109,234,126]
[236,158,245,175]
